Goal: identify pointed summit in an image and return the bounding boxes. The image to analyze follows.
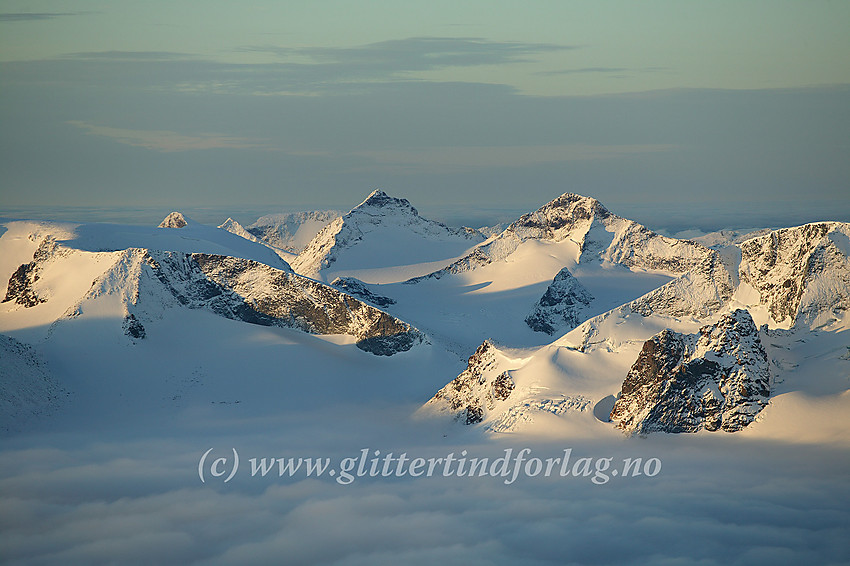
[353,189,419,217]
[218,217,242,231]
[218,217,260,243]
[158,212,190,229]
[507,192,611,240]
[410,191,713,281]
[291,188,483,281]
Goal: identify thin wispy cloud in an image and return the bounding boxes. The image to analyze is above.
[241,37,578,75]
[62,51,194,61]
[67,121,275,152]
[0,12,87,22]
[6,38,568,96]
[539,66,669,76]
[3,37,576,98]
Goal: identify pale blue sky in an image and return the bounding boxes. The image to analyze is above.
[1,1,848,228]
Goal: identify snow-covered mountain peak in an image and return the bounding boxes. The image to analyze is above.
[292,189,483,282]
[508,192,610,240]
[352,189,419,217]
[158,212,191,229]
[411,191,714,281]
[218,217,245,233]
[218,218,261,244]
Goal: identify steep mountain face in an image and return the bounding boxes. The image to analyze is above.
[4,262,41,307]
[739,222,850,327]
[246,211,341,253]
[610,309,770,434]
[2,237,67,307]
[158,212,189,229]
[2,234,423,356]
[419,341,515,424]
[0,333,67,433]
[292,190,483,281]
[525,268,594,335]
[92,250,424,355]
[419,338,594,432]
[411,193,714,281]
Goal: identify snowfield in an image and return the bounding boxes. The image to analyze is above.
[1,192,849,565]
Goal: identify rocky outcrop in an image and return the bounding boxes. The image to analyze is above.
[331,277,396,307]
[420,341,515,424]
[525,268,593,335]
[408,192,714,282]
[158,212,189,229]
[110,250,423,355]
[610,309,770,434]
[739,222,850,326]
[122,313,146,339]
[4,237,418,354]
[3,262,44,307]
[2,237,61,307]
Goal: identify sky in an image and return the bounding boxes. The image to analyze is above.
[1,1,849,229]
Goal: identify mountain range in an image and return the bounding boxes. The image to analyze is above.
[1,190,848,439]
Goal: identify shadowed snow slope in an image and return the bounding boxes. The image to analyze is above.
[292,190,483,283]
[0,221,422,356]
[246,210,341,254]
[420,213,850,438]
[2,195,849,565]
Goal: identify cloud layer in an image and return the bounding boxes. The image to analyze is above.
[67,121,275,152]
[2,429,848,565]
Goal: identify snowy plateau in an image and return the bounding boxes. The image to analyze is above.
[1,189,849,565]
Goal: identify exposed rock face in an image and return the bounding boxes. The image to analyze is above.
[525,268,593,335]
[158,212,189,229]
[293,190,482,280]
[4,236,418,354]
[109,250,422,355]
[2,238,60,307]
[331,277,396,307]
[3,262,44,307]
[409,192,714,282]
[421,341,515,424]
[739,222,850,326]
[610,309,770,434]
[122,313,146,339]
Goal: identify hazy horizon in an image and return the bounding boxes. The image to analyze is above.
[2,192,848,237]
[2,1,848,218]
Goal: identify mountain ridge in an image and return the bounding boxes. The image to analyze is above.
[292,190,483,282]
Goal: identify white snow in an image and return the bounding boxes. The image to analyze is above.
[292,191,483,282]
[248,210,341,253]
[1,193,849,564]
